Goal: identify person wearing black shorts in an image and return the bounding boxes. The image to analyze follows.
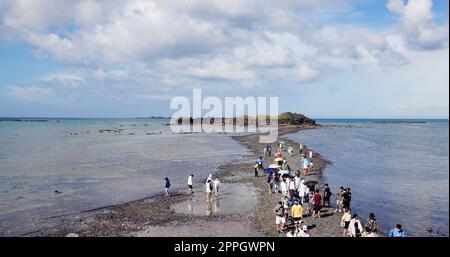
[312,189,322,218]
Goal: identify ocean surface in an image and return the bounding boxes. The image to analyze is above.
[0,118,251,236]
[0,118,448,237]
[288,119,449,237]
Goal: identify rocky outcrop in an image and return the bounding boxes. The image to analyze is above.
[277,112,316,126]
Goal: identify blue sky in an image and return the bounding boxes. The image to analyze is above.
[0,0,448,118]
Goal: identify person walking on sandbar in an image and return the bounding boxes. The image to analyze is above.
[164,177,171,197]
[187,174,194,194]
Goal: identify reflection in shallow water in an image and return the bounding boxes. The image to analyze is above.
[0,119,251,236]
[187,196,193,213]
[172,183,257,217]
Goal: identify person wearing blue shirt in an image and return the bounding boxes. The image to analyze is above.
[389,224,406,237]
[257,156,264,168]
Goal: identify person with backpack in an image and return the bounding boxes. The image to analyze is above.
[349,213,363,237]
[322,184,332,207]
[389,224,406,237]
[273,201,286,233]
[164,177,171,197]
[205,178,213,201]
[340,207,352,237]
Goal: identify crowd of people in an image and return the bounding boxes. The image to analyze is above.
[163,140,407,237]
[263,141,407,237]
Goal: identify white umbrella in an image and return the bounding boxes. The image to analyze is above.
[268,164,280,169]
[278,170,289,175]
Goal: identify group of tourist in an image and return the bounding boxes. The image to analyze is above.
[163,139,407,237]
[163,173,221,202]
[264,141,407,237]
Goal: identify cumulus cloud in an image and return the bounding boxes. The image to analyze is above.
[386,0,449,50]
[0,0,447,108]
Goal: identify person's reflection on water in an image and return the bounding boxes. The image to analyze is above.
[187,195,193,213]
[206,198,212,216]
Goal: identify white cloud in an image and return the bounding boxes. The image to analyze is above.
[387,0,449,50]
[0,0,448,118]
[7,85,55,101]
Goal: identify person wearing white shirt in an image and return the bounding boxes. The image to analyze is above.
[298,225,311,237]
[205,179,213,201]
[187,174,194,194]
[299,179,308,203]
[294,173,301,192]
[213,178,221,196]
[348,213,363,237]
[288,176,296,197]
[280,178,288,197]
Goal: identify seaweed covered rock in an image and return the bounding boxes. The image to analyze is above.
[278,112,316,126]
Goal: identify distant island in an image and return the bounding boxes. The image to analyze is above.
[372,121,427,124]
[136,116,171,119]
[173,112,316,127]
[0,118,49,122]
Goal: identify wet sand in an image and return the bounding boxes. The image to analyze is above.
[31,125,344,237]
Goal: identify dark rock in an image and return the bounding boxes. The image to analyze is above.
[278,112,316,126]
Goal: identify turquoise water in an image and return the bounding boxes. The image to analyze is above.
[0,118,250,236]
[288,119,449,237]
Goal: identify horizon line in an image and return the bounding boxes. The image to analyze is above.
[0,116,449,120]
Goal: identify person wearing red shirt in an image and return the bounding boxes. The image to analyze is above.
[312,189,322,218]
